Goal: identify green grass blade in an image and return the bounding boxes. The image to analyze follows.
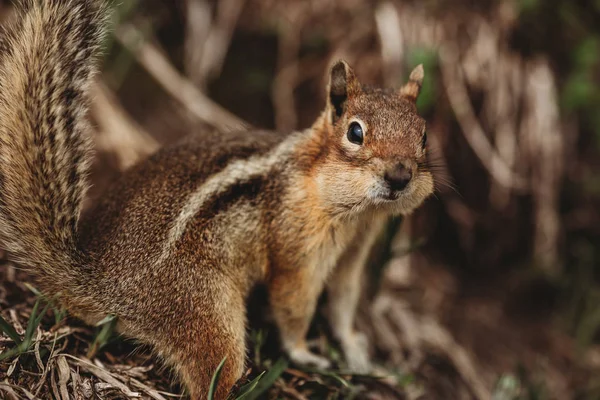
[0,314,22,345]
[323,371,350,388]
[22,301,50,348]
[94,314,116,327]
[251,329,265,365]
[23,283,42,297]
[33,303,50,329]
[22,300,40,347]
[24,284,67,327]
[25,300,40,337]
[208,356,228,400]
[0,298,50,360]
[54,307,67,325]
[235,371,265,400]
[87,315,118,358]
[238,357,288,400]
[296,366,351,387]
[0,345,22,361]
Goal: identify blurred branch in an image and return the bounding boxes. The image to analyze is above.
[520,59,564,274]
[185,0,246,88]
[440,44,528,191]
[488,55,521,209]
[375,2,404,86]
[184,0,212,87]
[272,24,301,132]
[367,294,492,400]
[91,82,160,170]
[116,24,250,132]
[198,0,247,85]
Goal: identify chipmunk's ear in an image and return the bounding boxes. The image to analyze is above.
[327,60,360,123]
[399,64,424,102]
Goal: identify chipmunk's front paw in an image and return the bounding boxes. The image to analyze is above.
[341,331,372,374]
[289,347,331,370]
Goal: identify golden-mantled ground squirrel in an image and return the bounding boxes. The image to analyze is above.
[0,1,433,398]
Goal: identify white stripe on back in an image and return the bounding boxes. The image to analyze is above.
[153,135,301,267]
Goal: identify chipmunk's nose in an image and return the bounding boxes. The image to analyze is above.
[384,163,412,191]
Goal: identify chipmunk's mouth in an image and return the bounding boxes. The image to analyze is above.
[377,190,399,201]
[359,171,434,215]
[367,181,408,202]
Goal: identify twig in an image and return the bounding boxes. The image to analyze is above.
[92,82,160,170]
[63,354,142,398]
[56,355,70,400]
[32,332,58,396]
[439,44,527,191]
[184,0,212,87]
[272,23,301,132]
[419,316,491,400]
[197,0,247,84]
[375,2,404,86]
[116,24,250,133]
[520,58,563,274]
[370,293,492,400]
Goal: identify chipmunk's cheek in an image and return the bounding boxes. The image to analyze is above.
[418,171,435,197]
[347,173,376,200]
[409,171,434,201]
[391,172,435,214]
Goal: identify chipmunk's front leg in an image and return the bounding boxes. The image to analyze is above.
[327,217,387,373]
[269,267,331,369]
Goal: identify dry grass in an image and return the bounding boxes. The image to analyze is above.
[1,262,420,399]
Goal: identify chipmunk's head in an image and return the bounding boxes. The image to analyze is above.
[316,60,434,216]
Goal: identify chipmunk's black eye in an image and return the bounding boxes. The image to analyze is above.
[347,122,363,145]
[422,132,427,149]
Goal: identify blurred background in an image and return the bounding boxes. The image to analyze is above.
[1,0,600,399]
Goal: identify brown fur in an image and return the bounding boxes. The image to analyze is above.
[0,0,107,314]
[0,3,433,398]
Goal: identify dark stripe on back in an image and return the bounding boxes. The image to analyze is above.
[79,130,286,254]
[193,175,266,227]
[177,174,269,258]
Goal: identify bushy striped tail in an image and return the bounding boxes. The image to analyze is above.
[0,0,108,297]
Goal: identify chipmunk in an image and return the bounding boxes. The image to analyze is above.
[0,1,433,398]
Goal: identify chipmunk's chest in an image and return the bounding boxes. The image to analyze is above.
[300,217,360,276]
[272,180,362,276]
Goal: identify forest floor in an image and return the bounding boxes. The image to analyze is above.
[1,255,594,399]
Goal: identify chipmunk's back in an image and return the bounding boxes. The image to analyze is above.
[81,129,287,257]
[76,130,291,321]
